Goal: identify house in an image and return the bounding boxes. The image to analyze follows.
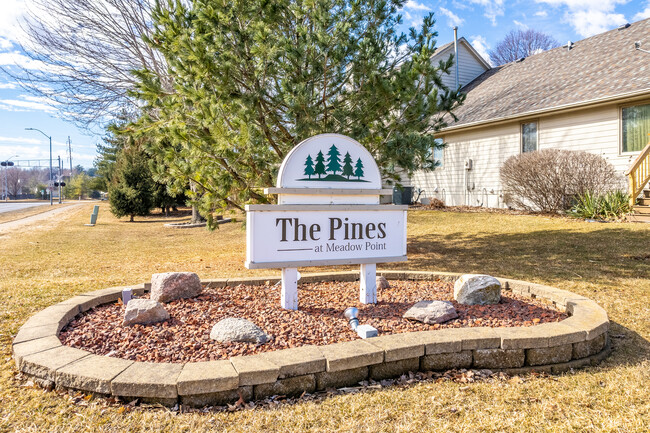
[413,18,650,217]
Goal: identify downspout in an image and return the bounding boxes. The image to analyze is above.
[453,26,459,89]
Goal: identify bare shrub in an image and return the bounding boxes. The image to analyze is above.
[500,149,622,212]
[430,198,445,209]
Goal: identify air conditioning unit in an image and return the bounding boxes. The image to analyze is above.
[464,159,473,170]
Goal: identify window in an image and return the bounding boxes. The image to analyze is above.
[433,138,444,168]
[521,122,537,153]
[622,103,650,153]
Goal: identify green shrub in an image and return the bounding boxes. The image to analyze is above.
[569,191,631,220]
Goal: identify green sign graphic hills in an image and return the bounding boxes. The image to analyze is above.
[300,144,368,182]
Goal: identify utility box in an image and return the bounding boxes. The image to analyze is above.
[392,186,413,205]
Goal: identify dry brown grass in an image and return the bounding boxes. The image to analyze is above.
[0,202,74,225]
[0,203,648,432]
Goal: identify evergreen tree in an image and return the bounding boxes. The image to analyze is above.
[130,0,465,210]
[304,155,315,179]
[326,145,342,175]
[314,151,326,179]
[108,147,154,222]
[342,152,354,179]
[354,158,365,180]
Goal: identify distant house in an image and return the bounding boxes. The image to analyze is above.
[413,18,650,215]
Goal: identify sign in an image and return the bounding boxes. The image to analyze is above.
[245,133,408,310]
[246,206,406,269]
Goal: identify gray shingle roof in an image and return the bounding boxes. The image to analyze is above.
[446,18,650,130]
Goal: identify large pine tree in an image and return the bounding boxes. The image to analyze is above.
[131,0,464,211]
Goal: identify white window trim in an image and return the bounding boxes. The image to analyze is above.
[520,120,539,153]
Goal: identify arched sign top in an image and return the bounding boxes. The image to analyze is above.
[277,134,382,189]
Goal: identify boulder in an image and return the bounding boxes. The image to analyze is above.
[376,276,390,289]
[403,300,458,324]
[123,299,170,326]
[210,318,269,344]
[150,272,202,303]
[454,274,501,305]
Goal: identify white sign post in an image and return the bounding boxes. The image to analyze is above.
[245,134,408,310]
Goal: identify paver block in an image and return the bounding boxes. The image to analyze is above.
[526,344,573,366]
[532,322,587,346]
[562,314,609,340]
[202,279,229,289]
[181,386,252,408]
[416,329,463,354]
[499,326,549,350]
[420,350,473,371]
[573,333,607,359]
[259,345,326,378]
[316,366,368,390]
[473,349,525,369]
[441,327,501,350]
[366,333,425,362]
[318,340,383,372]
[21,346,91,381]
[12,336,62,369]
[254,374,316,399]
[111,362,183,399]
[230,354,279,386]
[19,304,80,332]
[177,360,239,395]
[56,355,133,394]
[369,358,419,381]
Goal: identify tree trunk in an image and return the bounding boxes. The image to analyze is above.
[130,214,134,222]
[189,180,205,224]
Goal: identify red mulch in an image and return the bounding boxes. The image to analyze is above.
[59,280,567,363]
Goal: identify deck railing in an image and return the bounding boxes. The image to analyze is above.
[625,138,650,207]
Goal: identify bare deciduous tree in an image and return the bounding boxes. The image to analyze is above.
[489,29,560,66]
[2,0,172,130]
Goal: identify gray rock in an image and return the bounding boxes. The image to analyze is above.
[123,299,170,326]
[150,272,202,303]
[376,276,390,289]
[403,300,458,324]
[210,318,269,344]
[454,274,501,305]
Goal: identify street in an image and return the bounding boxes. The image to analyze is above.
[0,201,50,214]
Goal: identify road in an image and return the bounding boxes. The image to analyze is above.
[0,202,86,233]
[0,202,50,214]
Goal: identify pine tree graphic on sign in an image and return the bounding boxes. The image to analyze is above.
[342,152,354,179]
[354,158,364,179]
[326,144,342,174]
[304,154,315,179]
[314,151,326,179]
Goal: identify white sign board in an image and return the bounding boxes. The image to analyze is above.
[246,205,407,269]
[245,133,407,309]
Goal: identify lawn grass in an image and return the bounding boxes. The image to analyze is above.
[0,203,648,432]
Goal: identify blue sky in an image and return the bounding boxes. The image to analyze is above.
[0,0,649,169]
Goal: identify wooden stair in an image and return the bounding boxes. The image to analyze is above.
[628,189,650,223]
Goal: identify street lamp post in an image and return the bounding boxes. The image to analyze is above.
[25,128,53,205]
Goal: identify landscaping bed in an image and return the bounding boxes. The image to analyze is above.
[59,280,567,363]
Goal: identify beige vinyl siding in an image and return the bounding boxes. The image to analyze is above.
[436,42,489,90]
[411,123,520,207]
[412,102,641,208]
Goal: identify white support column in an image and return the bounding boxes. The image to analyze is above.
[281,267,298,310]
[359,263,377,304]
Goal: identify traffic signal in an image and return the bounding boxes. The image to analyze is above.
[54,182,66,187]
[0,161,14,167]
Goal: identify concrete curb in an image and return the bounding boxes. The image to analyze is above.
[13,271,610,407]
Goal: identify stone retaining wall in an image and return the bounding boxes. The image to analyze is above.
[12,271,610,407]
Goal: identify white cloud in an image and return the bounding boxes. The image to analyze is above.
[513,19,529,29]
[0,98,55,112]
[0,82,17,89]
[0,136,41,145]
[0,37,13,50]
[0,51,47,71]
[468,0,505,26]
[439,7,465,27]
[535,10,548,17]
[536,0,628,37]
[470,35,493,66]
[634,2,650,21]
[0,0,28,44]
[404,1,432,11]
